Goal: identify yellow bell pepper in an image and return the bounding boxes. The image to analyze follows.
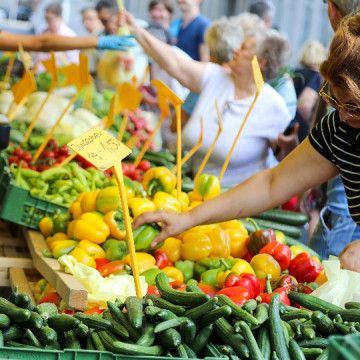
[171,190,190,211]
[142,166,177,197]
[220,219,248,233]
[188,200,203,209]
[250,254,281,279]
[153,191,182,212]
[39,217,54,237]
[69,193,86,220]
[69,247,96,268]
[208,228,231,258]
[122,252,157,274]
[314,271,328,286]
[75,240,106,259]
[67,212,110,244]
[159,237,182,263]
[103,208,127,240]
[81,190,100,213]
[162,266,184,283]
[96,186,121,214]
[128,197,156,218]
[290,245,309,258]
[192,174,221,202]
[46,232,69,249]
[226,229,249,259]
[180,232,212,261]
[51,240,78,259]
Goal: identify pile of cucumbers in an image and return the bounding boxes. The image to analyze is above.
[1,273,360,359]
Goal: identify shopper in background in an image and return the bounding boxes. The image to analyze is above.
[35,3,79,71]
[169,0,210,61]
[147,0,174,44]
[133,12,360,277]
[81,7,104,35]
[249,0,276,28]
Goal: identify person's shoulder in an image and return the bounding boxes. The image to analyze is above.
[195,15,211,26]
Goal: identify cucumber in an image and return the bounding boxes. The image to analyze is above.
[269,292,291,360]
[238,320,264,360]
[7,286,19,304]
[281,310,312,321]
[204,341,223,358]
[0,297,31,323]
[124,296,144,329]
[190,324,213,355]
[335,309,360,322]
[345,302,360,310]
[334,322,355,334]
[136,322,156,346]
[85,333,95,350]
[255,209,309,226]
[62,330,81,349]
[14,292,35,311]
[0,330,3,347]
[257,326,271,360]
[5,340,38,349]
[144,305,162,322]
[311,311,334,336]
[21,310,43,330]
[315,348,328,360]
[183,343,197,358]
[197,305,232,328]
[156,309,178,321]
[177,343,189,358]
[179,318,196,344]
[155,272,209,306]
[255,303,269,325]
[157,328,181,350]
[284,237,322,259]
[2,325,27,341]
[289,338,306,360]
[243,299,257,313]
[103,310,129,338]
[48,314,80,332]
[74,322,89,340]
[281,320,291,346]
[301,325,316,340]
[288,292,342,313]
[0,313,10,328]
[297,338,329,349]
[145,293,186,315]
[241,217,303,238]
[300,347,323,358]
[33,326,58,345]
[183,296,218,321]
[73,312,113,331]
[154,317,190,333]
[90,329,106,351]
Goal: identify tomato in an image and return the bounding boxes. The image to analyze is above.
[46,138,58,149]
[131,168,144,182]
[122,162,131,176]
[29,164,38,171]
[37,165,51,172]
[12,148,23,157]
[20,161,29,168]
[59,145,69,156]
[126,163,136,176]
[8,156,19,164]
[138,159,151,172]
[20,151,33,162]
[56,155,67,164]
[40,150,55,159]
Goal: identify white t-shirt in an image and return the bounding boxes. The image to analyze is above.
[183,63,291,187]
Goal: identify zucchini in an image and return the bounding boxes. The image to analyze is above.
[0,313,10,328]
[179,318,197,344]
[269,292,291,360]
[197,305,232,328]
[145,293,186,315]
[190,324,213,355]
[73,312,113,331]
[238,320,264,360]
[48,313,80,332]
[183,296,218,321]
[311,311,334,336]
[124,296,144,329]
[255,209,309,226]
[136,322,156,346]
[289,338,306,360]
[241,217,303,238]
[297,338,329,349]
[284,237,322,259]
[157,328,181,350]
[0,297,31,323]
[257,326,271,360]
[103,310,129,338]
[155,272,209,306]
[154,317,190,333]
[288,292,342,313]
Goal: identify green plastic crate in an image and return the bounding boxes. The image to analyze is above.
[0,155,68,230]
[329,334,360,360]
[0,347,224,360]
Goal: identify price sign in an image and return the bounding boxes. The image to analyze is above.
[252,56,264,93]
[68,127,131,171]
[42,52,59,85]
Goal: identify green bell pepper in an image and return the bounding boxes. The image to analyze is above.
[194,257,221,277]
[200,269,219,286]
[52,214,69,234]
[131,223,161,251]
[102,238,118,252]
[174,260,195,283]
[141,268,163,286]
[105,240,129,261]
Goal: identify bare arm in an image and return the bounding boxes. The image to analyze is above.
[0,31,98,52]
[134,138,339,245]
[297,87,319,122]
[198,43,209,62]
[120,10,205,93]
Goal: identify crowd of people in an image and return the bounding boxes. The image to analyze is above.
[3,0,360,271]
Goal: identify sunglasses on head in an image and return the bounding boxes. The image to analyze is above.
[319,81,360,118]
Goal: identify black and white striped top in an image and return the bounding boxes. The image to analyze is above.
[309,110,360,224]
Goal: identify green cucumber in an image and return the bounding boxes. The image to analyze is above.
[3,325,27,341]
[136,322,156,346]
[90,329,106,351]
[269,292,291,360]
[190,324,213,355]
[154,317,190,333]
[157,328,181,350]
[0,330,3,347]
[103,310,129,338]
[144,305,162,321]
[156,309,178,321]
[300,347,323,358]
[85,332,95,350]
[255,209,309,226]
[155,272,209,306]
[242,299,257,313]
[33,326,58,345]
[289,338,306,360]
[7,286,19,304]
[62,330,81,349]
[301,325,316,340]
[177,343,189,358]
[124,296,144,329]
[314,348,328,360]
[74,322,89,339]
[197,305,232,328]
[0,313,10,328]
[183,296,218,321]
[311,311,334,336]
[288,292,342,313]
[5,340,38,349]
[204,341,223,358]
[183,343,197,357]
[257,326,271,360]
[284,237,322,259]
[281,310,311,321]
[345,302,360,310]
[0,297,31,323]
[179,318,196,344]
[14,292,35,311]
[238,320,264,360]
[73,312,113,331]
[145,293,186,315]
[48,313,80,332]
[255,303,269,325]
[21,310,43,330]
[297,338,329,349]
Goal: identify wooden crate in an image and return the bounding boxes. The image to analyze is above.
[0,221,41,303]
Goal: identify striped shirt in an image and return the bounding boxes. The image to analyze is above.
[309,110,360,224]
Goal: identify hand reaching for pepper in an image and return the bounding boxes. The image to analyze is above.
[132,210,191,247]
[339,239,360,272]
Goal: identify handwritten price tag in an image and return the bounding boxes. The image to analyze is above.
[68,127,131,171]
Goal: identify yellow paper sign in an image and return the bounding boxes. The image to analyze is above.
[68,127,131,171]
[17,43,33,71]
[151,80,182,106]
[10,70,36,104]
[59,54,92,89]
[41,52,58,85]
[117,82,142,114]
[251,56,264,93]
[125,136,140,149]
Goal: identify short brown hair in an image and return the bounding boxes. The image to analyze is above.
[148,0,173,14]
[45,3,62,17]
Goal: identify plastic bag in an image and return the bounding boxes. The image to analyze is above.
[311,256,360,308]
[58,255,147,309]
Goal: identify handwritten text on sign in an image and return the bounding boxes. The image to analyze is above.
[68,127,131,171]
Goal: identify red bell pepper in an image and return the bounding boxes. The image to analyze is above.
[288,252,323,283]
[259,241,291,270]
[242,273,261,298]
[154,249,173,269]
[60,309,75,315]
[216,286,251,306]
[197,282,220,298]
[83,306,104,315]
[95,258,110,270]
[98,260,125,277]
[146,285,161,296]
[38,292,61,307]
[271,274,297,292]
[170,281,187,291]
[223,273,255,299]
[259,275,290,305]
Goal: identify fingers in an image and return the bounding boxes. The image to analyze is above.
[291,122,300,136]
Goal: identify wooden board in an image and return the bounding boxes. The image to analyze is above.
[24,228,88,309]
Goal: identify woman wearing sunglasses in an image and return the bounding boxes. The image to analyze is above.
[133,13,360,273]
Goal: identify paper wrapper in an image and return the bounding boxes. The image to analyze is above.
[58,255,148,309]
[311,256,360,308]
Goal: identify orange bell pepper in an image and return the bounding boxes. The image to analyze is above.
[226,229,249,259]
[75,240,106,259]
[208,228,231,258]
[69,247,96,268]
[81,190,100,213]
[161,266,184,283]
[158,237,182,263]
[250,253,281,279]
[122,252,157,274]
[103,208,127,240]
[180,232,212,261]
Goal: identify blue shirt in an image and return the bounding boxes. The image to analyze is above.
[170,15,210,60]
[327,175,351,216]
